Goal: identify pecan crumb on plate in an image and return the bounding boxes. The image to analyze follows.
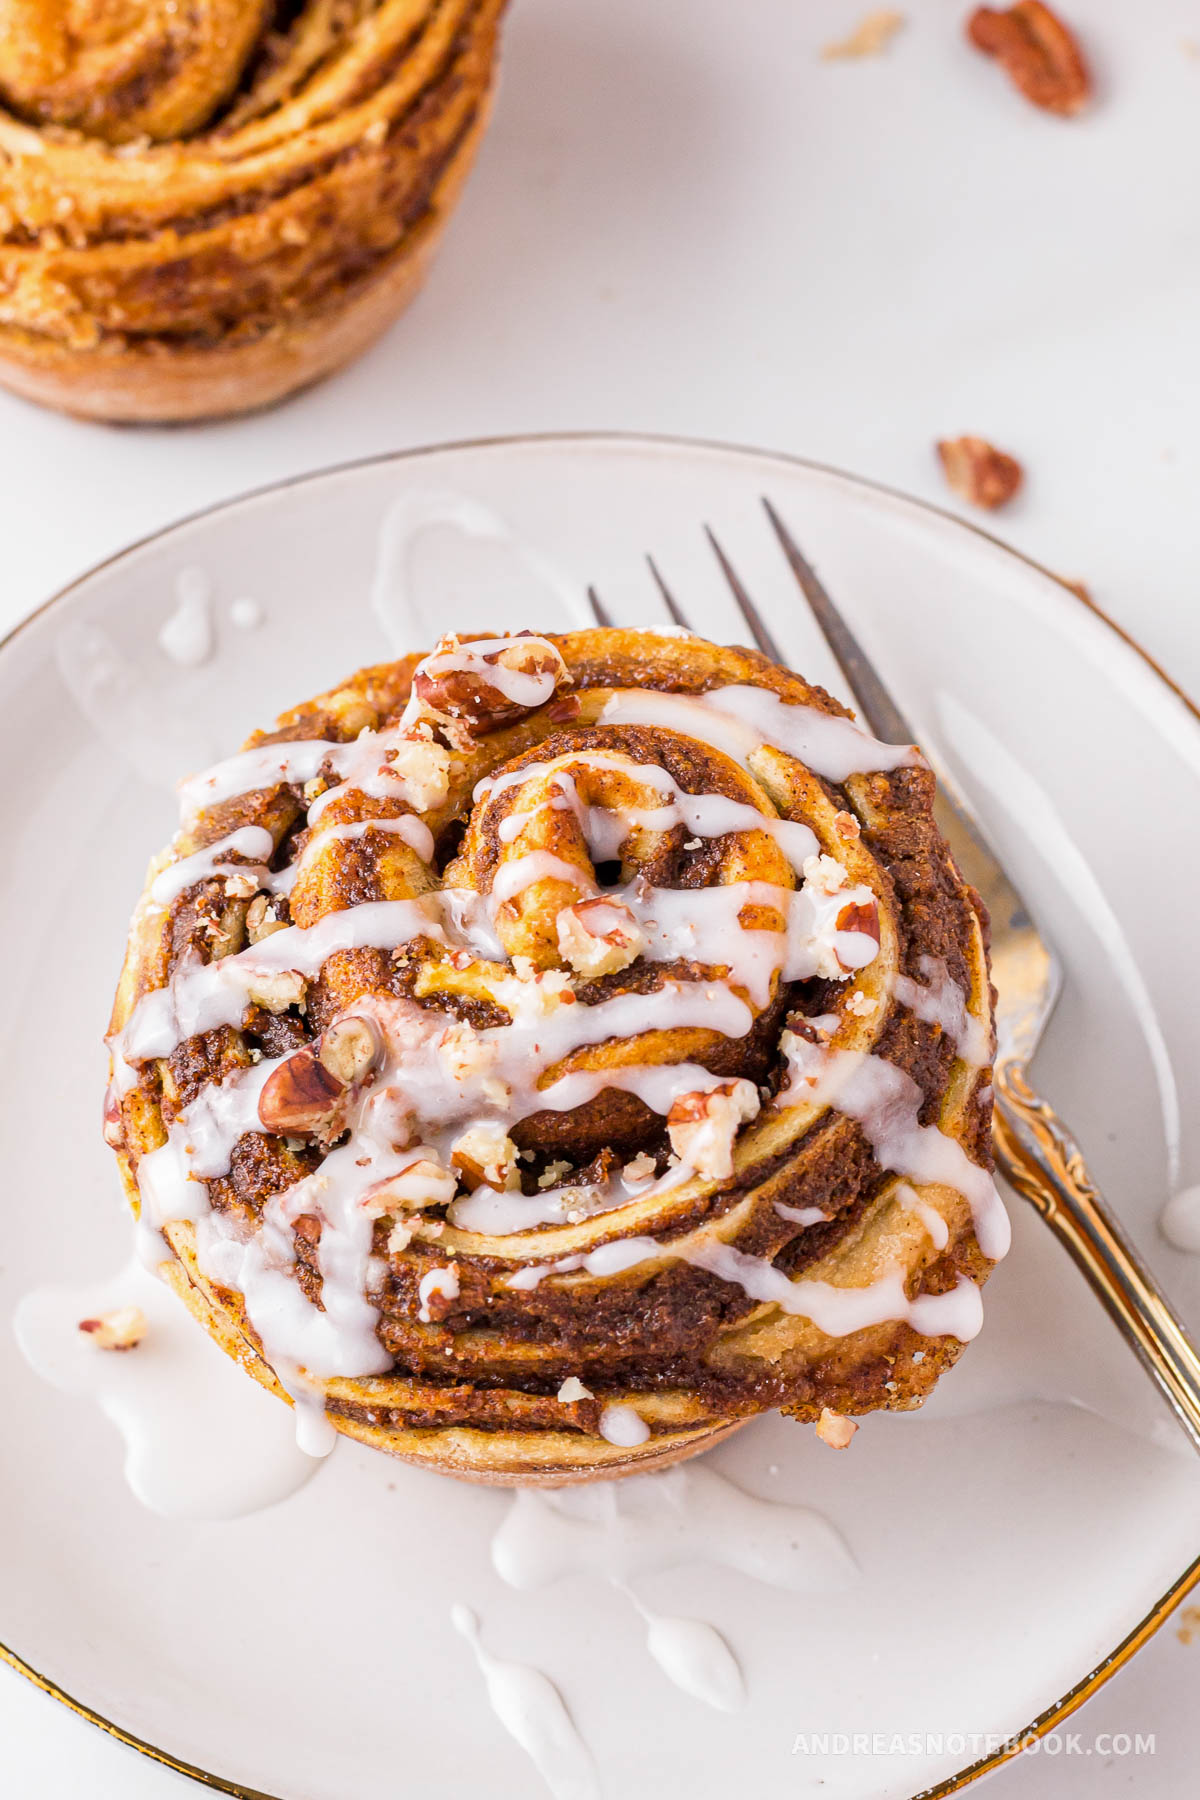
[78,1305,148,1351]
[967,3,1091,116]
[821,10,906,61]
[816,1407,859,1449]
[936,435,1024,510]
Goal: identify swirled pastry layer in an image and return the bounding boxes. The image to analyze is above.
[106,628,1008,1482]
[0,0,506,420]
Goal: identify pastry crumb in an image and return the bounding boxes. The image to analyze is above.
[822,9,906,60]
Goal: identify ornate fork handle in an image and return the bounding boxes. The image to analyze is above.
[994,1060,1200,1452]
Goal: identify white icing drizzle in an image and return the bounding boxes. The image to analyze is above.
[601,685,920,783]
[292,813,435,872]
[778,1032,1010,1261]
[893,954,991,1068]
[119,898,443,1062]
[450,1606,599,1800]
[149,824,276,907]
[489,1463,851,1729]
[906,1192,951,1251]
[179,738,340,819]
[478,751,820,871]
[774,1201,832,1227]
[504,1232,984,1341]
[490,850,595,906]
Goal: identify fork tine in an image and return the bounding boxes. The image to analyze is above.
[761,498,1021,902]
[586,584,614,628]
[761,497,916,748]
[704,524,785,665]
[645,555,693,631]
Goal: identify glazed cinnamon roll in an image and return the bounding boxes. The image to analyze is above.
[106,628,1008,1483]
[0,0,506,421]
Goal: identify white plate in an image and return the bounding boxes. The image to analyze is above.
[4,434,1200,1800]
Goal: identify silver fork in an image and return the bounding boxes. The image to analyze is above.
[587,507,1200,1452]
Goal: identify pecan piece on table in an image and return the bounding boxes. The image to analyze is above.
[936,436,1024,510]
[967,3,1091,117]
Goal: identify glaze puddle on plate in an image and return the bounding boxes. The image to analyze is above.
[14,1261,318,1520]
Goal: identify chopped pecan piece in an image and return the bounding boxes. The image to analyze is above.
[815,1407,859,1449]
[967,4,1090,117]
[936,436,1023,510]
[822,9,905,60]
[556,898,645,978]
[78,1305,147,1351]
[667,1079,760,1182]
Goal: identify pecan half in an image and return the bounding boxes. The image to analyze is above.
[967,4,1090,117]
[257,1015,381,1139]
[936,436,1023,510]
[413,635,569,736]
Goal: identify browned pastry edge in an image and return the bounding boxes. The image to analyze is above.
[0,98,490,423]
[158,1234,747,1486]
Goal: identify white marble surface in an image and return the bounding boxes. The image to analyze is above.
[1,1,1197,1794]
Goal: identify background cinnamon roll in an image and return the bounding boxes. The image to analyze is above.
[106,628,1008,1483]
[0,0,507,421]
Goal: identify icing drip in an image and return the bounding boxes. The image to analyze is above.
[120,899,443,1062]
[1161,1184,1200,1254]
[615,1583,745,1712]
[779,1032,1010,1262]
[450,1606,599,1800]
[489,1466,852,1721]
[598,1403,650,1447]
[158,567,214,668]
[893,954,991,1068]
[600,685,920,783]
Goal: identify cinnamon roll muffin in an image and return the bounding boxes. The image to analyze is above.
[105,628,1008,1483]
[0,0,506,421]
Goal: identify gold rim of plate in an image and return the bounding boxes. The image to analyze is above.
[2,432,1196,1800]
